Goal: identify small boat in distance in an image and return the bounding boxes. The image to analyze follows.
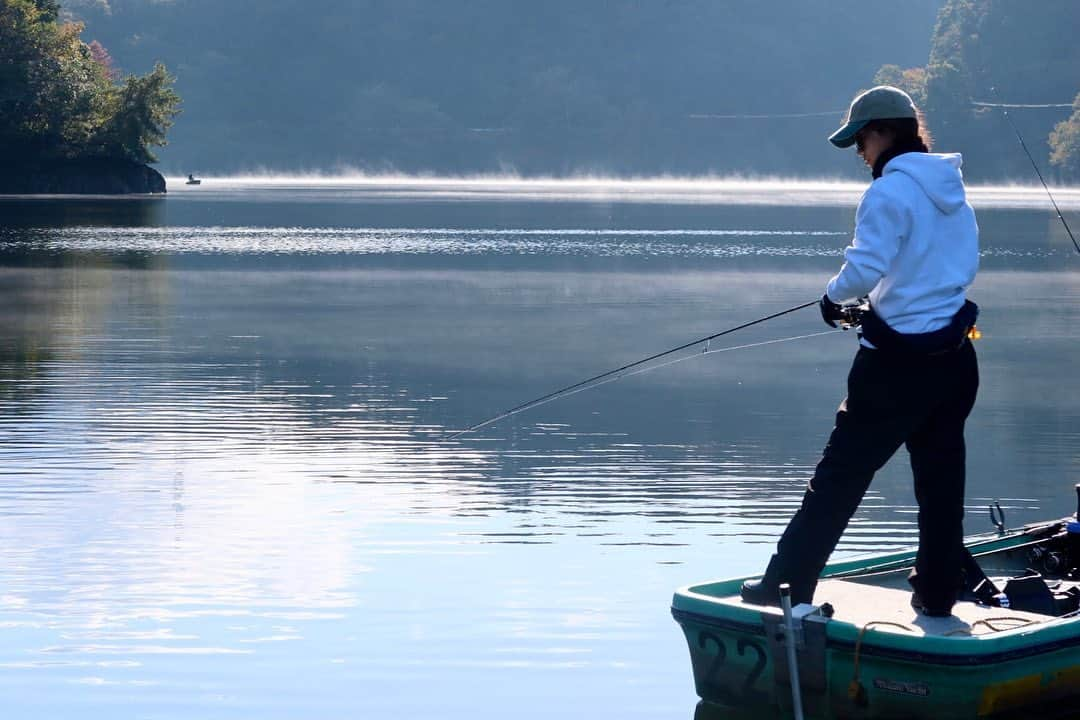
[185,174,201,185]
[672,485,1080,719]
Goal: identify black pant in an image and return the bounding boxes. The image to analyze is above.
[762,340,979,609]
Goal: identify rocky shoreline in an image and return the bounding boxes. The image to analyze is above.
[0,159,166,195]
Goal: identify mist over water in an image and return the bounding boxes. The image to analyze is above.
[163,174,1080,210]
[1,183,1078,719]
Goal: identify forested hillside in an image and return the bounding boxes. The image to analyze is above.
[61,0,1080,180]
[69,0,941,177]
[0,0,179,167]
[876,0,1080,180]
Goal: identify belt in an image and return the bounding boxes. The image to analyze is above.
[857,300,979,356]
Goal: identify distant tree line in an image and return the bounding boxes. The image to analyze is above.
[70,0,941,177]
[874,0,1079,180]
[0,0,180,166]
[63,0,1077,180]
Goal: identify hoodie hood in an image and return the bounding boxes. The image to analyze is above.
[883,152,967,214]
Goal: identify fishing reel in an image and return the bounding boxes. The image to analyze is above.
[836,300,983,341]
[838,300,869,331]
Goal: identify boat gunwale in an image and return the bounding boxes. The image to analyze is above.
[672,519,1080,660]
[671,605,1080,665]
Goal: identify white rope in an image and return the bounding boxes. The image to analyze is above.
[972,101,1073,109]
[689,111,842,119]
[687,102,1073,122]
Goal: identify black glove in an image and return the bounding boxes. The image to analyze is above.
[819,293,843,328]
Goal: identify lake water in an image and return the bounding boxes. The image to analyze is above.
[1,178,1078,719]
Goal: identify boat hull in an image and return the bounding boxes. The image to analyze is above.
[672,523,1080,718]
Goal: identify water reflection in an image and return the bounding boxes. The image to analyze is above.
[2,260,1074,542]
[0,340,54,412]
[0,195,165,228]
[0,191,1077,718]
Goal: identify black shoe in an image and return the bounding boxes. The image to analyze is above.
[910,592,953,617]
[740,579,815,607]
[740,579,781,606]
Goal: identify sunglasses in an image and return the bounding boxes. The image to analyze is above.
[854,130,867,152]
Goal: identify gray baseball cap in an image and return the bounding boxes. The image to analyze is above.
[828,85,918,148]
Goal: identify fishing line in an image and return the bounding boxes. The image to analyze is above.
[449,95,1080,441]
[993,102,1080,255]
[447,299,819,439]
[619,329,835,379]
[473,328,835,428]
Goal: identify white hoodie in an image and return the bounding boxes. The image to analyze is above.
[826,152,979,335]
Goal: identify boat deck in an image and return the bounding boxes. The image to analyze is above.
[813,579,1047,636]
[738,579,1048,637]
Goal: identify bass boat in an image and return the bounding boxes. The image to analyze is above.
[672,485,1080,719]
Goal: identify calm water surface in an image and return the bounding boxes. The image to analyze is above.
[1,180,1078,719]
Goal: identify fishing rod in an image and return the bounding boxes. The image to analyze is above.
[451,97,1080,441]
[992,100,1080,255]
[447,299,820,439]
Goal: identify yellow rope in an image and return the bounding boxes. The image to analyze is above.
[847,611,1047,704]
[944,616,1038,636]
[846,621,915,686]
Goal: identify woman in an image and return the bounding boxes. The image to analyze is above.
[740,86,980,617]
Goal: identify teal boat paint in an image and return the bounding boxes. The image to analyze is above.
[672,519,1080,718]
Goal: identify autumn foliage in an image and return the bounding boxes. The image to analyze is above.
[0,0,180,164]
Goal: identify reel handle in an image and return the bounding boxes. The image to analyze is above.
[838,301,869,331]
